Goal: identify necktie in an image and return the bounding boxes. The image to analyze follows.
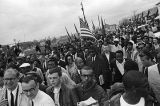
[10,92,14,106]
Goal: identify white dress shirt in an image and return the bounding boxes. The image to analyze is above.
[53,86,61,106]
[32,90,55,106]
[105,53,110,62]
[116,60,125,75]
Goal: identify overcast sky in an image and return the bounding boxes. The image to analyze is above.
[0,0,159,45]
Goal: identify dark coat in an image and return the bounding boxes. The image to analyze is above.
[101,52,115,89]
[110,60,123,83]
[75,80,106,105]
[46,84,78,106]
[86,55,106,84]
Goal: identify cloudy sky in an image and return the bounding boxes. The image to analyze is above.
[0,0,159,45]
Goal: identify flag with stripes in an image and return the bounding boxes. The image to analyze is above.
[79,18,93,36]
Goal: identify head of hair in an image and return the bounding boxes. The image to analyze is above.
[122,71,148,90]
[26,71,42,83]
[80,66,93,75]
[116,50,123,56]
[48,67,62,77]
[21,75,38,84]
[124,60,139,72]
[65,54,73,65]
[139,48,153,60]
[4,67,20,78]
[48,57,58,66]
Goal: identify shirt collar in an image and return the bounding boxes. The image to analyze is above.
[7,84,19,96]
[53,85,61,93]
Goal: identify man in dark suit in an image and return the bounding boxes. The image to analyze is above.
[110,50,125,83]
[85,48,104,86]
[101,44,115,90]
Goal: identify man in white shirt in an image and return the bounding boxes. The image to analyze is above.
[21,75,55,106]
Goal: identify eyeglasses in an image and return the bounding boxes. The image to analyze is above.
[23,87,36,93]
[3,78,16,81]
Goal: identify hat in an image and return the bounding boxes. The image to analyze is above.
[129,40,134,44]
[114,38,119,42]
[19,53,25,57]
[19,63,30,68]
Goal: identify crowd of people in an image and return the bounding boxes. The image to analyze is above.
[1,7,160,106]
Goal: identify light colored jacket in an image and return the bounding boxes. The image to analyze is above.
[0,83,27,106]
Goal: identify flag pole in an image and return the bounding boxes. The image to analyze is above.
[101,17,106,36]
[81,2,89,27]
[92,20,95,31]
[98,15,101,29]
[65,27,72,42]
[74,24,80,38]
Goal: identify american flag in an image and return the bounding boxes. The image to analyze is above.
[79,18,93,36]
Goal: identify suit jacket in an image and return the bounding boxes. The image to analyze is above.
[0,83,26,106]
[46,84,78,106]
[110,60,123,83]
[101,52,115,89]
[86,55,105,82]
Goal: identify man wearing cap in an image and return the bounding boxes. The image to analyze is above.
[123,40,136,61]
[111,38,122,53]
[19,63,31,75]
